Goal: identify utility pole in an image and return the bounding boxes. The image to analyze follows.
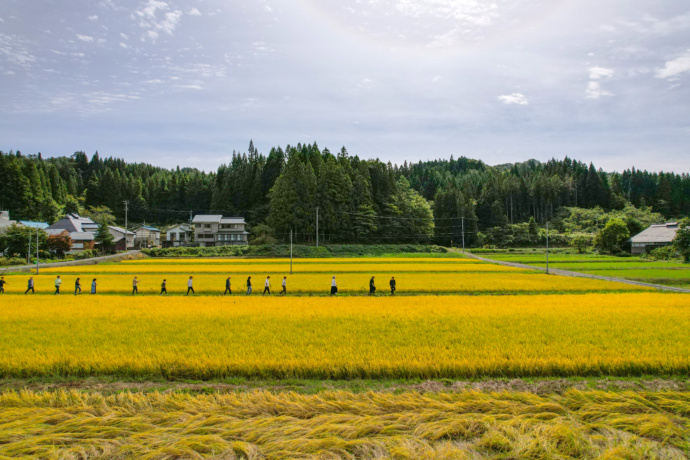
[546,221,550,275]
[316,207,319,248]
[27,230,31,264]
[290,229,293,275]
[461,217,465,254]
[36,227,39,274]
[123,200,129,249]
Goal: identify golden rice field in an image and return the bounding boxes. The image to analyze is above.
[0,294,688,379]
[1,389,688,459]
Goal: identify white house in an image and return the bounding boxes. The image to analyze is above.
[165,223,193,246]
[0,211,17,232]
[192,215,249,247]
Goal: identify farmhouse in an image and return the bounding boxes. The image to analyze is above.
[46,214,98,254]
[0,211,16,232]
[108,226,135,251]
[628,222,679,254]
[164,223,193,247]
[133,225,161,248]
[192,214,248,247]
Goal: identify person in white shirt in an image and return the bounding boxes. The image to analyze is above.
[54,276,62,295]
[330,276,337,295]
[280,276,287,295]
[263,276,271,295]
[186,276,195,295]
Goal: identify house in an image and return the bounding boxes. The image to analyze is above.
[629,222,679,254]
[46,214,99,254]
[0,211,17,232]
[165,223,193,247]
[192,215,249,247]
[108,226,135,250]
[134,225,161,248]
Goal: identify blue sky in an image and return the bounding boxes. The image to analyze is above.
[1,0,689,172]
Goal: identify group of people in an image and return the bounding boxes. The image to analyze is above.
[3,274,398,295]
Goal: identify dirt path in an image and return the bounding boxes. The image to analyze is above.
[461,250,690,293]
[4,250,143,273]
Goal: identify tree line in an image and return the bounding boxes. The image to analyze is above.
[1,142,688,245]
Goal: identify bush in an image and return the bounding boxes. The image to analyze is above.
[73,249,99,260]
[0,257,29,266]
[649,246,679,261]
[143,244,449,258]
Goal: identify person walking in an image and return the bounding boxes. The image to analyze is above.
[0,276,6,294]
[74,278,81,295]
[224,276,232,295]
[390,276,396,295]
[24,277,34,294]
[280,276,287,295]
[369,276,376,295]
[246,276,252,295]
[263,276,271,295]
[132,276,139,295]
[54,276,62,295]
[160,279,167,295]
[186,276,195,295]
[330,276,337,295]
[91,279,97,295]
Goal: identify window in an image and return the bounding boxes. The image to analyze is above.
[205,224,211,229]
[73,243,84,249]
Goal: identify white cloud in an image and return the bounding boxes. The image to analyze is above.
[357,78,374,89]
[589,66,614,80]
[76,34,95,43]
[585,81,612,99]
[498,93,528,105]
[188,8,201,16]
[135,0,183,41]
[655,51,690,79]
[119,42,129,49]
[89,15,99,21]
[395,0,497,26]
[0,33,37,68]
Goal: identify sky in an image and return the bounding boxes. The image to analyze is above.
[1,0,689,173]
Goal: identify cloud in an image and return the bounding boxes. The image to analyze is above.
[589,66,614,80]
[188,8,201,16]
[585,81,612,99]
[135,0,183,41]
[89,15,99,21]
[655,51,690,79]
[0,33,37,68]
[76,34,95,43]
[498,93,528,105]
[395,0,497,26]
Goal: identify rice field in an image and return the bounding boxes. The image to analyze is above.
[475,250,690,289]
[1,389,688,459]
[0,293,688,379]
[1,253,689,459]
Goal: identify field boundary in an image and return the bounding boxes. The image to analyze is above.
[463,250,690,293]
[3,250,142,273]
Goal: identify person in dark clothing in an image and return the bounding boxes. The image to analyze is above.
[330,276,337,295]
[246,276,252,295]
[224,276,232,295]
[132,276,139,295]
[390,276,396,295]
[74,278,81,295]
[369,276,376,295]
[0,277,6,294]
[280,276,287,295]
[160,279,167,295]
[24,277,34,294]
[263,276,271,295]
[91,279,97,294]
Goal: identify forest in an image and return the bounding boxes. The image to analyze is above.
[1,141,689,245]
